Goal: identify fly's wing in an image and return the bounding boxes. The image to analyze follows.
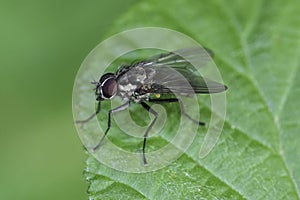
[138,48,227,95]
[140,47,213,71]
[144,66,227,95]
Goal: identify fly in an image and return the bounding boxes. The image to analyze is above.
[76,47,228,165]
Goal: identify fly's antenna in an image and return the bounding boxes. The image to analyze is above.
[91,79,100,91]
[91,80,98,85]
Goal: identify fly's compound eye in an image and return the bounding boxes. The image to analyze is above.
[100,74,117,99]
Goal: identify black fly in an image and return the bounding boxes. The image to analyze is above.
[76,48,228,165]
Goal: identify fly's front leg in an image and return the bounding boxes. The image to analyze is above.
[149,98,205,126]
[140,101,158,165]
[92,101,130,151]
[75,101,101,124]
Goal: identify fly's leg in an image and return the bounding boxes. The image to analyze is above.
[141,101,158,165]
[75,101,101,124]
[149,98,205,126]
[92,101,130,151]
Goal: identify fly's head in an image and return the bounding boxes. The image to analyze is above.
[93,73,118,101]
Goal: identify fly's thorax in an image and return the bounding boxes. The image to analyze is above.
[117,83,151,102]
[116,65,156,102]
[117,66,156,85]
[118,83,138,97]
[117,67,144,96]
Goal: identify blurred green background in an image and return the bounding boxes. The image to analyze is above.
[0,0,135,199]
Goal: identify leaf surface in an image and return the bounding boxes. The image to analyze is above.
[85,0,300,199]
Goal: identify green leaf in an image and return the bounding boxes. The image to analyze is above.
[85,0,300,199]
